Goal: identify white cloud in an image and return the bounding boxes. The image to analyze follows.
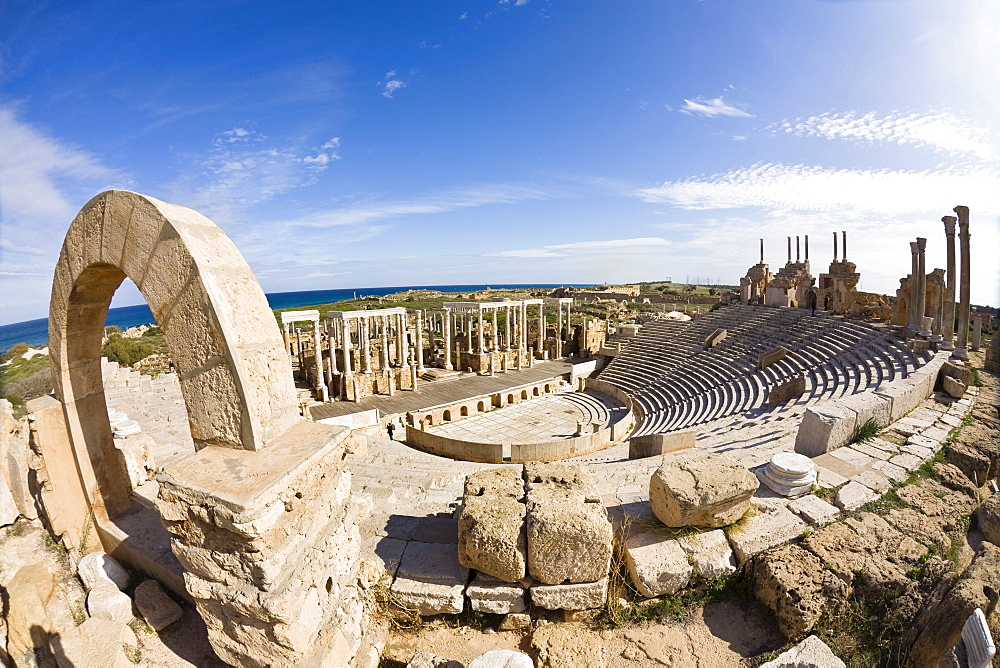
[382,79,406,99]
[274,182,558,229]
[220,127,259,143]
[677,97,753,118]
[772,111,995,160]
[0,239,46,256]
[635,163,1000,216]
[0,104,119,225]
[485,237,672,258]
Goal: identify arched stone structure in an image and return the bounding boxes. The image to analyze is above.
[47,191,362,667]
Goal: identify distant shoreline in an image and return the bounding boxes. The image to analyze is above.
[0,283,588,351]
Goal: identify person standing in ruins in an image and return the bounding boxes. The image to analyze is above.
[386,421,395,440]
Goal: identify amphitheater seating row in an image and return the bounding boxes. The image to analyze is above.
[596,305,930,437]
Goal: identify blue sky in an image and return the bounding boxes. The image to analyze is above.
[1,0,998,324]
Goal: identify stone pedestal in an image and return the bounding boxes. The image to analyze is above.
[156,421,365,668]
[757,453,817,497]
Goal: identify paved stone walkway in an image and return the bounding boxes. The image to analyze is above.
[310,360,575,420]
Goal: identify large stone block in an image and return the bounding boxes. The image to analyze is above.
[525,495,612,584]
[752,543,848,639]
[0,472,18,527]
[725,503,808,564]
[530,578,608,611]
[5,564,55,667]
[677,529,737,578]
[976,494,1000,547]
[391,541,469,615]
[940,360,972,387]
[839,392,891,432]
[466,572,526,614]
[134,579,183,630]
[55,617,138,668]
[943,375,967,398]
[628,431,696,459]
[464,467,524,499]
[766,376,806,406]
[649,454,758,528]
[794,404,857,456]
[760,635,845,668]
[458,498,526,583]
[468,650,534,668]
[78,551,130,591]
[87,580,134,623]
[623,533,692,597]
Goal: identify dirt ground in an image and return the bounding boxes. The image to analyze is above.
[381,597,788,667]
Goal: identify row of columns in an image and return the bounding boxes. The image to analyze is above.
[907,206,972,359]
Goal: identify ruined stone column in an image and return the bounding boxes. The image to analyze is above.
[787,236,792,263]
[397,312,409,368]
[916,237,929,336]
[908,241,920,333]
[537,303,545,359]
[833,231,838,262]
[804,235,809,261]
[341,320,353,379]
[760,238,764,264]
[326,321,337,384]
[443,308,453,370]
[283,323,292,357]
[492,308,500,352]
[972,314,983,351]
[953,205,971,359]
[380,316,390,370]
[504,305,511,351]
[360,318,372,373]
[942,216,957,349]
[796,236,801,263]
[415,310,425,371]
[312,321,327,402]
[555,303,563,358]
[842,230,847,260]
[478,310,485,354]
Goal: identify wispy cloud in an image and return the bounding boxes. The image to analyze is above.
[677,97,753,118]
[273,182,559,229]
[635,163,1000,216]
[485,237,672,258]
[380,71,406,99]
[771,111,995,160]
[0,239,46,256]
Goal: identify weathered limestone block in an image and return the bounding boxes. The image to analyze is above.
[407,653,464,668]
[876,379,924,423]
[832,481,878,511]
[458,497,527,583]
[464,467,524,499]
[758,347,789,370]
[155,421,363,667]
[794,404,856,456]
[623,533,692,597]
[466,572,526,614]
[113,433,157,489]
[525,494,612,584]
[4,431,37,522]
[649,454,758,528]
[0,471,18,527]
[787,495,839,525]
[839,393,891,432]
[975,494,1000,547]
[943,375,967,399]
[55,617,138,668]
[468,649,535,668]
[760,635,845,668]
[725,502,808,564]
[78,551,130,591]
[5,564,55,668]
[752,543,848,639]
[677,529,737,578]
[134,579,183,630]
[530,577,608,611]
[87,580,135,623]
[391,541,469,615]
[907,543,1000,667]
[766,376,806,406]
[628,431,695,459]
[523,461,596,493]
[704,328,727,349]
[940,360,972,387]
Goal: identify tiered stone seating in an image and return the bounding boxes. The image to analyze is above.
[597,305,932,438]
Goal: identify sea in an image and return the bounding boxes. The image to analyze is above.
[0,284,581,352]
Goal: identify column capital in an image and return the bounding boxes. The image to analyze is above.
[942,215,957,235]
[909,241,919,254]
[916,237,927,250]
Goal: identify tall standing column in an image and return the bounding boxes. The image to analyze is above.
[537,303,544,359]
[415,310,425,371]
[804,234,809,262]
[555,303,563,358]
[942,216,957,349]
[443,308,453,370]
[380,316,390,370]
[842,230,848,260]
[833,231,838,262]
[311,320,327,401]
[521,303,528,353]
[283,323,292,357]
[916,238,929,336]
[341,320,353,378]
[327,321,338,378]
[477,310,485,355]
[908,242,920,333]
[954,205,971,359]
[759,238,764,264]
[787,236,792,263]
[796,236,800,263]
[972,315,983,352]
[504,305,511,351]
[398,312,409,368]
[492,308,500,351]
[361,318,372,373]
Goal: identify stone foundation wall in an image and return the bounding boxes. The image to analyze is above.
[155,421,367,667]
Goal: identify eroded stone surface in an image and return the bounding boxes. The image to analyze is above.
[530,578,608,611]
[392,541,469,615]
[77,551,130,591]
[677,529,737,578]
[56,617,138,668]
[623,532,692,597]
[650,454,758,528]
[459,497,527,583]
[466,572,526,614]
[760,634,845,667]
[134,579,183,630]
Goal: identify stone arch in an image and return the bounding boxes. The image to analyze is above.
[460,405,469,417]
[532,386,540,397]
[520,389,528,400]
[443,409,453,422]
[477,400,486,412]
[507,393,515,404]
[49,190,299,516]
